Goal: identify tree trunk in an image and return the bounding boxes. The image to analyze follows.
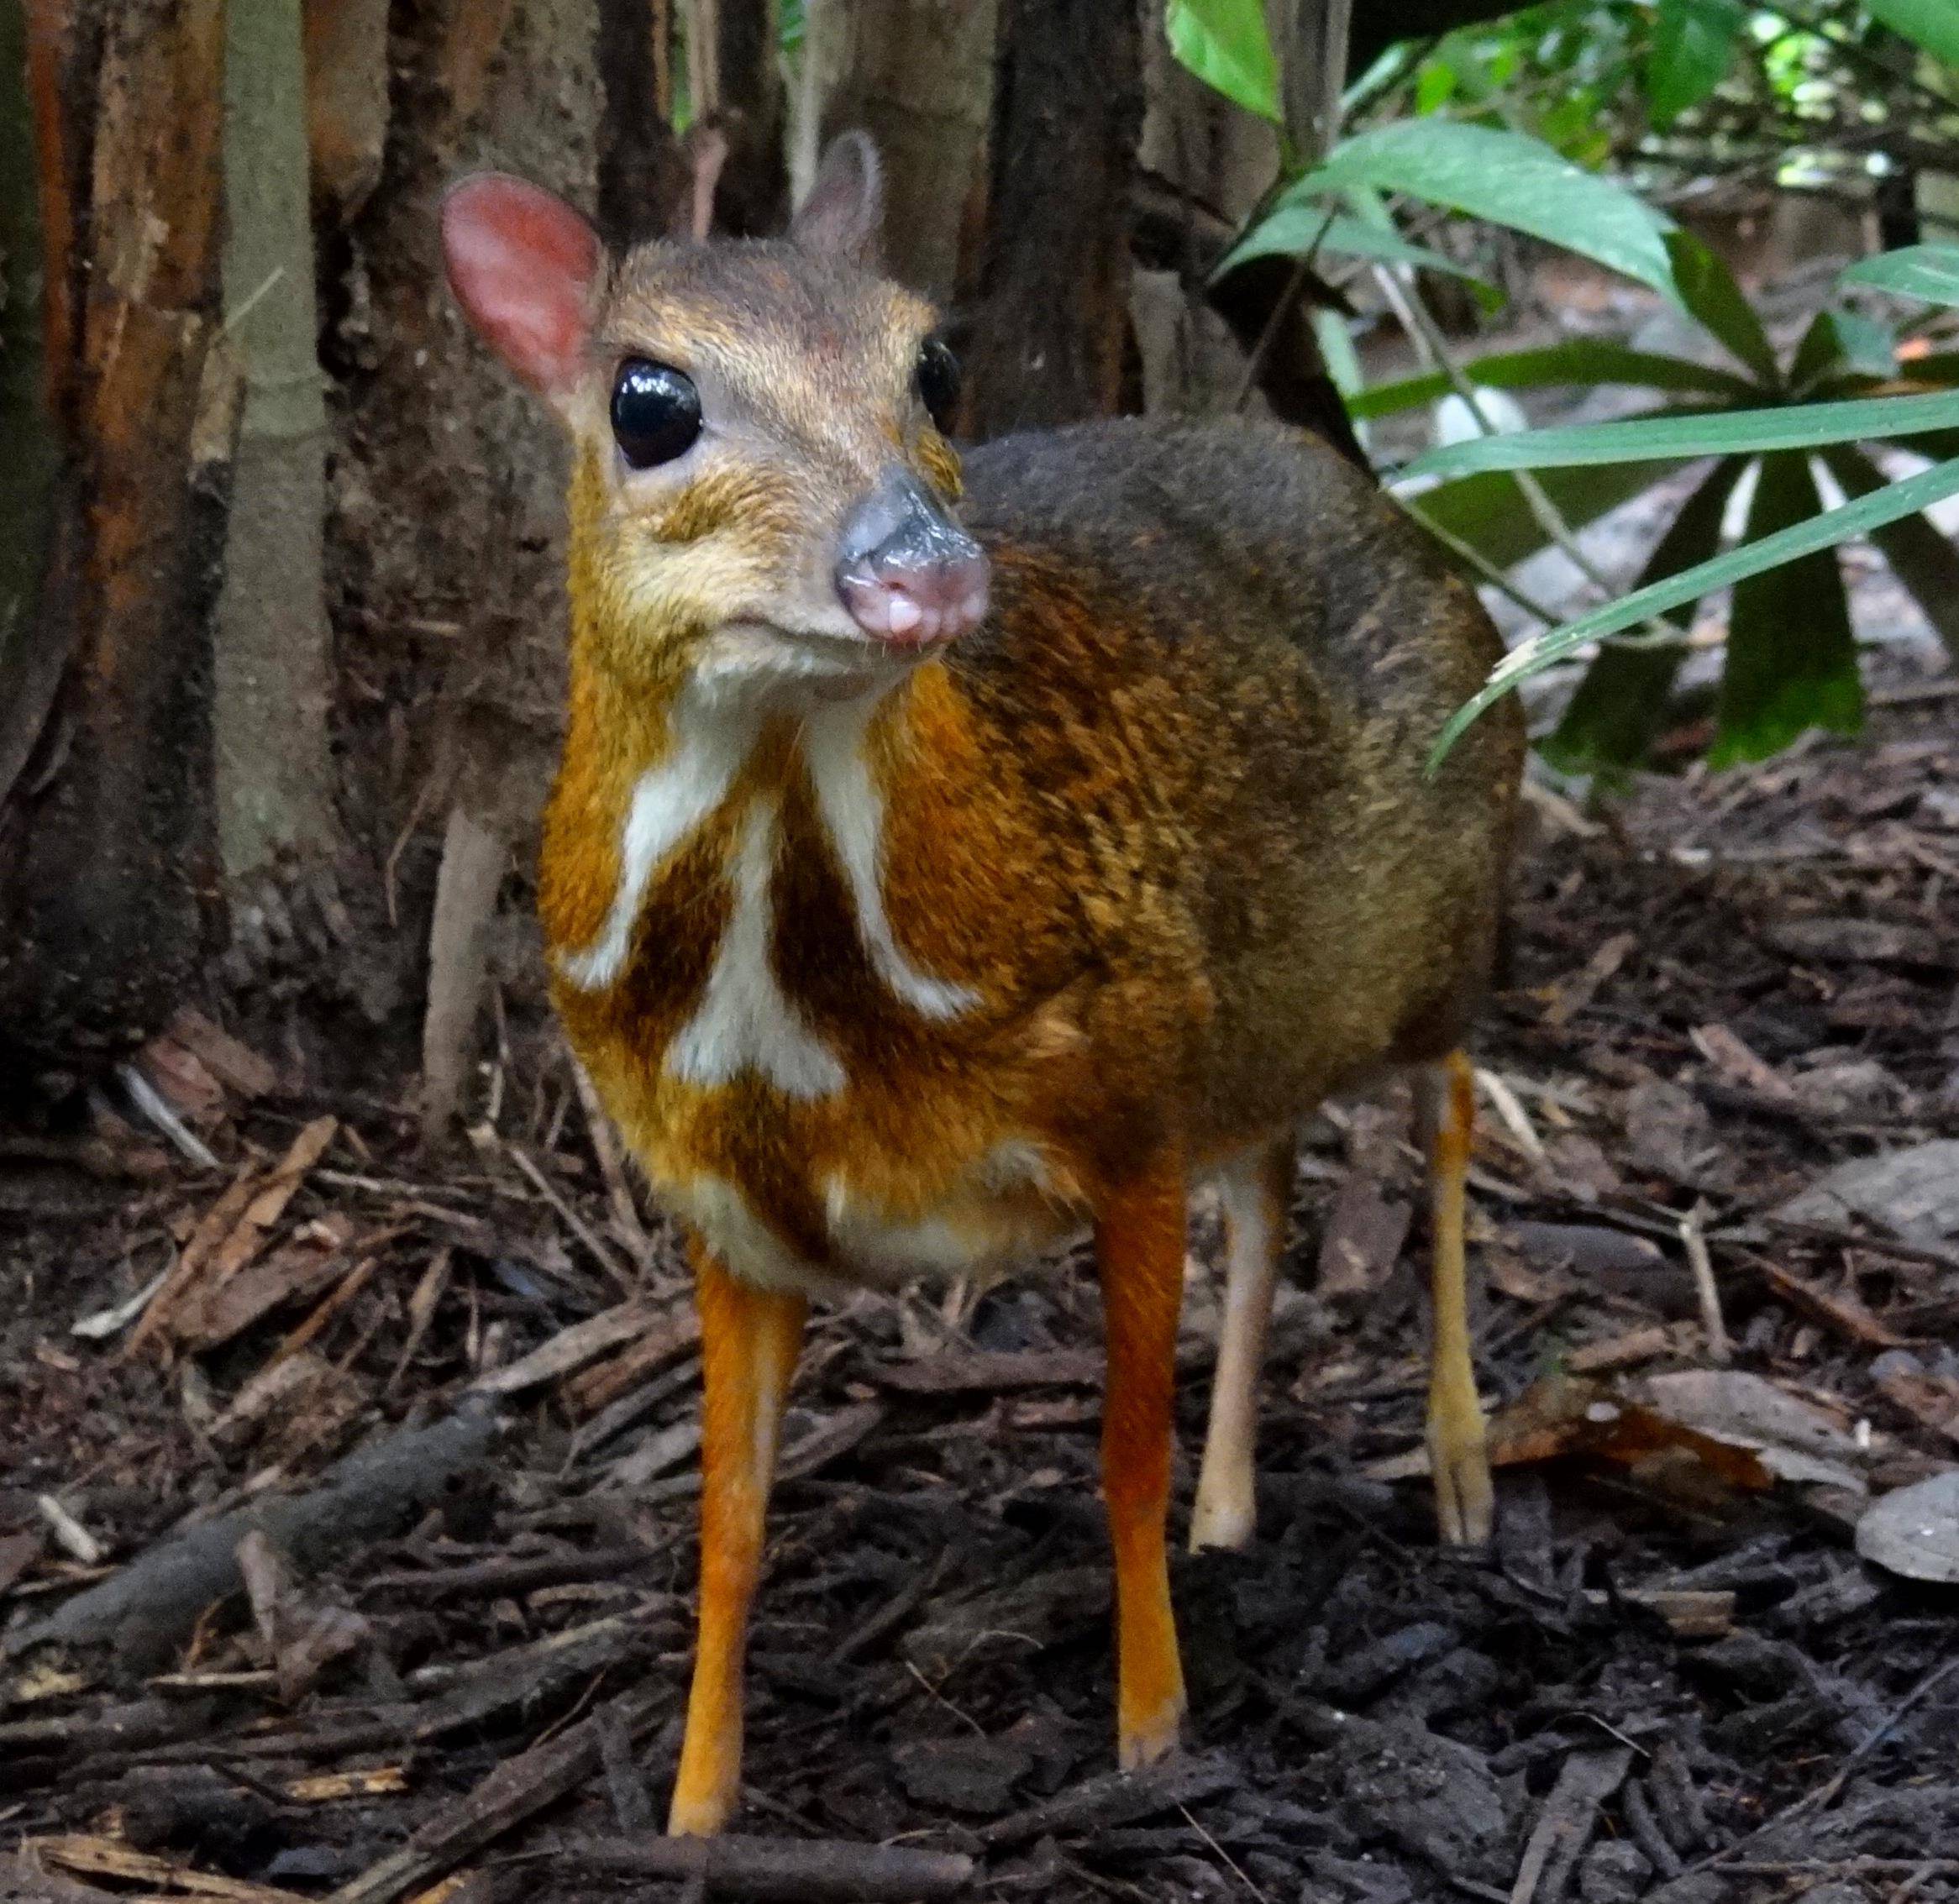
[0,0,232,1073]
[303,0,391,226]
[803,0,997,302]
[960,0,1143,437]
[596,0,689,245]
[685,0,786,235]
[0,0,66,816]
[1132,0,1279,416]
[216,0,339,881]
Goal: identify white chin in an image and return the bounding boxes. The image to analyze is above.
[693,619,918,703]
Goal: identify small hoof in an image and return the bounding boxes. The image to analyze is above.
[1118,1693,1187,1771]
[1189,1490,1255,1554]
[667,1786,736,1838]
[1428,1419,1494,1547]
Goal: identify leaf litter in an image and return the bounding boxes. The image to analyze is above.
[2,661,1957,1901]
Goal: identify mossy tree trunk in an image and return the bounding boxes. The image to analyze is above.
[216,0,340,881]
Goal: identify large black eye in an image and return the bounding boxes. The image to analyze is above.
[916,338,961,432]
[610,359,701,469]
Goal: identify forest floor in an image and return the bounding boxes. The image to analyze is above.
[4,644,1959,1900]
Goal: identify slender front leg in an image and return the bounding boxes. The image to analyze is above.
[1420,1051,1493,1545]
[669,1244,806,1837]
[1094,1149,1190,1769]
[1190,1137,1294,1552]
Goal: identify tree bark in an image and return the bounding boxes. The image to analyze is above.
[805,0,998,302]
[0,0,232,1072]
[596,0,689,245]
[960,0,1143,437]
[303,0,391,226]
[0,0,66,816]
[685,0,786,235]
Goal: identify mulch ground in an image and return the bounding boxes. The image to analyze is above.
[3,658,1957,1904]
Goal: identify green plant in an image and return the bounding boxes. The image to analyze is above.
[1169,3,1959,773]
[1417,242,1959,765]
[1368,242,1959,769]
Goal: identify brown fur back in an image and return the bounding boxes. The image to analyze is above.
[951,416,1525,1157]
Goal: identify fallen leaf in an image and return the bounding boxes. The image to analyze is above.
[1856,1470,1959,1582]
[1776,1141,1959,1244]
[1315,1173,1411,1303]
[1646,1368,1867,1491]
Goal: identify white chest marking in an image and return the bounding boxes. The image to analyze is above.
[666,796,846,1099]
[802,698,978,1020]
[557,701,756,991]
[557,685,976,1084]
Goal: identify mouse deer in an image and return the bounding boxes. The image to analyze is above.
[442,133,1525,1836]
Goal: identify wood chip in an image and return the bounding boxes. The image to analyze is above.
[558,1833,975,1901]
[872,1349,1101,1395]
[324,1686,665,1904]
[1764,916,1953,969]
[127,1119,339,1356]
[1510,1746,1632,1904]
[1753,1257,1906,1348]
[1568,1325,1681,1373]
[1315,1173,1412,1302]
[29,1836,307,1901]
[1545,931,1636,1027]
[165,1007,280,1100]
[1878,1367,1959,1448]
[1690,1022,1797,1100]
[173,1216,361,1351]
[470,1299,680,1398]
[564,1309,703,1416]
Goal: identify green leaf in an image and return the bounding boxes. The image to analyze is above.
[1711,454,1861,766]
[1862,0,1959,68]
[1401,386,1959,480]
[1822,443,1959,661]
[1410,459,1685,571]
[1216,204,1495,295]
[1431,454,1959,763]
[1789,312,1850,392]
[1347,340,1752,422]
[1647,0,1744,129]
[1165,0,1281,121]
[1841,244,1959,308]
[1665,231,1779,383]
[1293,121,1680,300]
[1543,456,1751,773]
[1310,307,1364,403]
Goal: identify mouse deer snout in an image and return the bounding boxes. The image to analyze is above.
[833,467,990,648]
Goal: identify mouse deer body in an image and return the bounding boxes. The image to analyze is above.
[444,135,1524,1837]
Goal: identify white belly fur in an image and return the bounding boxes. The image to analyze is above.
[663,1142,1085,1298]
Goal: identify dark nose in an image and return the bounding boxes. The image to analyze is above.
[834,466,990,647]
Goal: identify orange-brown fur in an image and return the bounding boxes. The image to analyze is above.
[548,418,1521,1277]
[464,185,1523,1832]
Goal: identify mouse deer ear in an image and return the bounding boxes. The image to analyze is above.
[442,173,603,406]
[790,131,883,268]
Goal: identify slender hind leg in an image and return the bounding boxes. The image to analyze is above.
[1095,1148,1190,1769]
[1190,1137,1294,1552]
[1419,1051,1494,1545]
[669,1243,806,1837]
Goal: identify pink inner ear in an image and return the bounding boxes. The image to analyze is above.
[442,174,602,397]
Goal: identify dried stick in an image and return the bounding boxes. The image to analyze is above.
[557,1833,975,1901]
